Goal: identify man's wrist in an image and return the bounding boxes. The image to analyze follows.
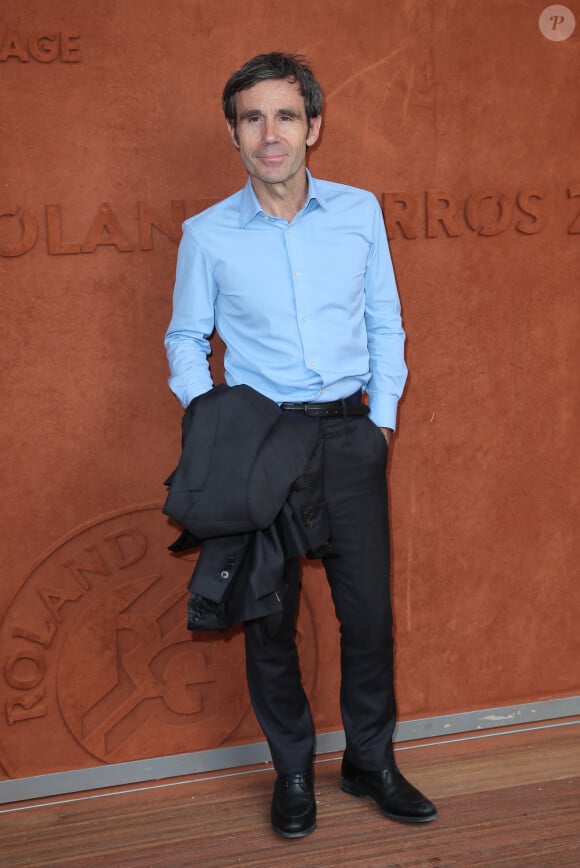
[379,426,393,446]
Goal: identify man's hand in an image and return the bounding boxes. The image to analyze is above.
[380,427,393,447]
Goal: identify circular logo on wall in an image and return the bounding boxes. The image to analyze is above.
[0,505,318,779]
[539,5,576,41]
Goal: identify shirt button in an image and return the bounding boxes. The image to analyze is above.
[294,271,301,278]
[310,359,317,367]
[302,316,308,323]
[286,228,291,235]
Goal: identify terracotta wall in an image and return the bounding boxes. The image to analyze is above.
[1,0,578,782]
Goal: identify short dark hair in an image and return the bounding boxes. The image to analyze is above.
[222,52,323,126]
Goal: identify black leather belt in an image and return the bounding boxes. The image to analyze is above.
[281,391,368,418]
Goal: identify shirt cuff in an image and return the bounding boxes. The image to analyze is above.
[367,393,399,430]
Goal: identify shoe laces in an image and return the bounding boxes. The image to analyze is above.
[280,772,309,790]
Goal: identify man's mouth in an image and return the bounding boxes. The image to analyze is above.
[256,153,286,163]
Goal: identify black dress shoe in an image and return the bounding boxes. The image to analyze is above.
[271,770,317,838]
[341,754,437,823]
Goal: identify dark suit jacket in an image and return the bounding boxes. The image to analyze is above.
[163,384,331,630]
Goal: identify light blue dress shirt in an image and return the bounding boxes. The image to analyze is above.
[165,171,407,429]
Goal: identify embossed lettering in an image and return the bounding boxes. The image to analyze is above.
[60,31,81,63]
[465,189,512,236]
[64,545,113,590]
[381,192,419,240]
[515,191,545,235]
[426,191,463,238]
[0,187,564,258]
[38,585,83,623]
[138,200,185,250]
[6,689,47,725]
[0,207,38,257]
[104,528,148,569]
[28,32,59,63]
[81,203,133,253]
[0,30,81,63]
[46,204,81,254]
[4,651,46,690]
[12,621,57,649]
[0,31,29,62]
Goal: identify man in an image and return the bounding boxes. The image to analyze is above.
[165,52,437,838]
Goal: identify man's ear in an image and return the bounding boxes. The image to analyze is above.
[306,115,322,148]
[227,120,240,149]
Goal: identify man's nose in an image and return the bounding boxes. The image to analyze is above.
[263,117,279,141]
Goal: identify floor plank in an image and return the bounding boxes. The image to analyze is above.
[1,723,579,867]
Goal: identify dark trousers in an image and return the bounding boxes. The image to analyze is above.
[243,413,396,773]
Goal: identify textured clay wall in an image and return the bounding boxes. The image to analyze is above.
[1,0,578,782]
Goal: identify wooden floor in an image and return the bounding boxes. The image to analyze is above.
[1,723,579,867]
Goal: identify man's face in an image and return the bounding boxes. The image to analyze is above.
[227,78,321,189]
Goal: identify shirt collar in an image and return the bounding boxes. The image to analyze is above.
[305,170,327,212]
[239,168,327,227]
